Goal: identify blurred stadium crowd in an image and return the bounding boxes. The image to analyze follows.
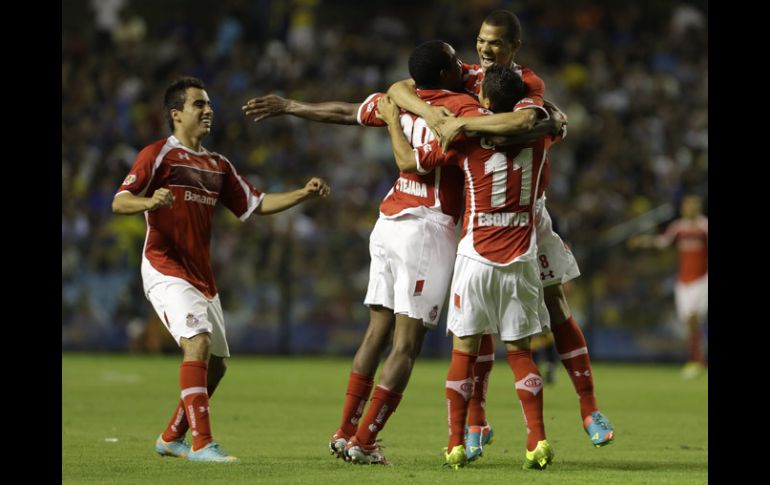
[62,0,707,359]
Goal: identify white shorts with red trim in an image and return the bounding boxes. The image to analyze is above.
[447,255,550,341]
[364,214,456,328]
[143,262,230,357]
[535,198,580,288]
[675,273,708,322]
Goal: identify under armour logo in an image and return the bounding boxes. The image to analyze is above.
[179,152,189,160]
[540,271,554,280]
[573,370,591,377]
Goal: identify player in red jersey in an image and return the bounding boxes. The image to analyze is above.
[242,41,555,465]
[629,195,708,379]
[388,9,614,452]
[113,76,330,462]
[378,64,559,469]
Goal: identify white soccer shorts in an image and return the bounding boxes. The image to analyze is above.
[674,274,708,322]
[364,214,456,328]
[535,197,581,288]
[447,254,550,341]
[143,262,230,357]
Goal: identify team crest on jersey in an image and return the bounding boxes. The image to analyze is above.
[185,313,199,327]
[122,174,136,186]
[429,305,439,321]
[179,151,190,160]
[367,101,375,113]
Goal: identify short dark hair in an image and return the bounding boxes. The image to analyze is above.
[164,76,206,132]
[408,40,452,89]
[482,64,526,113]
[483,10,522,43]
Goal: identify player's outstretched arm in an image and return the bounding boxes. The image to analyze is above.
[485,118,565,146]
[112,188,174,215]
[376,96,419,173]
[242,94,359,125]
[437,109,538,152]
[387,79,454,132]
[254,177,331,215]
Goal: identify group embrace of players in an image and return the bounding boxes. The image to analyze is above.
[115,9,615,469]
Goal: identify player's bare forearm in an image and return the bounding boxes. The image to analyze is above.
[387,79,454,131]
[242,95,358,124]
[461,109,537,135]
[285,100,359,124]
[112,189,173,214]
[376,95,418,172]
[255,177,330,215]
[387,123,418,173]
[387,79,431,118]
[485,119,563,146]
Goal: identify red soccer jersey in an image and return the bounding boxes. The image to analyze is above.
[462,62,554,194]
[116,135,264,298]
[357,90,483,224]
[659,216,708,283]
[415,132,558,266]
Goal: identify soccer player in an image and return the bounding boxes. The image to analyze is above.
[388,9,615,453]
[242,41,554,465]
[112,76,330,463]
[377,64,559,470]
[629,195,708,379]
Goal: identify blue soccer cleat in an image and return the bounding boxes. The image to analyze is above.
[155,434,191,458]
[187,441,240,463]
[465,425,483,461]
[584,411,615,447]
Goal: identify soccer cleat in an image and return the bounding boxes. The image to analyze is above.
[480,424,494,446]
[584,411,615,447]
[155,434,191,458]
[681,361,706,380]
[187,442,240,463]
[443,444,468,469]
[465,426,484,461]
[343,436,389,465]
[522,440,554,470]
[328,431,348,459]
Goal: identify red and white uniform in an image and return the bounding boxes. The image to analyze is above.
[355,90,478,326]
[658,216,708,320]
[463,62,579,287]
[116,134,263,355]
[415,128,557,340]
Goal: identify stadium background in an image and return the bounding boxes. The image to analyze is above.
[62,0,707,361]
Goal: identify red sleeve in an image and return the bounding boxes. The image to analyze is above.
[356,92,386,127]
[218,158,265,221]
[415,139,465,174]
[116,140,164,197]
[515,70,548,119]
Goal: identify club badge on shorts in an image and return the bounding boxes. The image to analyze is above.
[186,313,199,327]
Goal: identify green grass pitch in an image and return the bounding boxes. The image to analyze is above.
[62,353,707,484]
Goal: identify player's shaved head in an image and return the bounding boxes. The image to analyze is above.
[483,10,522,43]
[408,40,456,89]
[164,76,206,132]
[481,64,526,112]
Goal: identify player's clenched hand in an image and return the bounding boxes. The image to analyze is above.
[375,96,400,125]
[148,188,174,211]
[241,95,289,122]
[423,105,454,134]
[543,99,568,138]
[304,177,331,198]
[436,117,464,153]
